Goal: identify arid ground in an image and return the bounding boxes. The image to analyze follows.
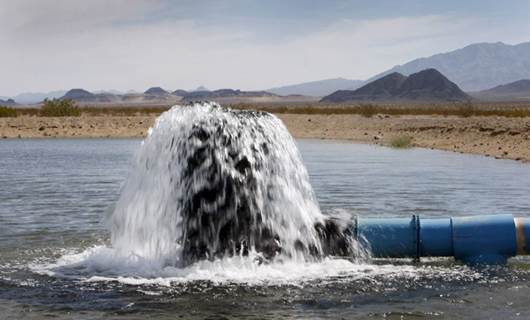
[1,104,530,162]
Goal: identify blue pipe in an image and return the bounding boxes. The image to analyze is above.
[354,214,529,264]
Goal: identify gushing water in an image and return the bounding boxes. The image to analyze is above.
[109,102,350,268]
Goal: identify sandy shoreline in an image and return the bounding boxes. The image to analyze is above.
[278,114,530,162]
[1,114,530,162]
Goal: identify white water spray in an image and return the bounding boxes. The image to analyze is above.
[109,102,331,267]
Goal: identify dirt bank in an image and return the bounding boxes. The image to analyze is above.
[277,114,530,162]
[1,114,530,162]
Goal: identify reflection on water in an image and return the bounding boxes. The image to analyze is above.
[1,138,530,319]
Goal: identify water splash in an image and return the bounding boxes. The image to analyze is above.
[110,102,352,268]
[31,245,483,287]
[28,105,489,288]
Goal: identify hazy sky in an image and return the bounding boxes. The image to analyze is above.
[1,0,529,95]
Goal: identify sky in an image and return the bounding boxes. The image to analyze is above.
[1,0,529,96]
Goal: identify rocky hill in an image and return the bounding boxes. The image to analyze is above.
[144,87,169,95]
[62,89,94,100]
[321,69,469,103]
[172,89,188,96]
[60,89,123,103]
[322,73,406,102]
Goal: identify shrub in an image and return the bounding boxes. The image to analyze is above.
[390,135,412,148]
[40,99,81,117]
[0,106,17,117]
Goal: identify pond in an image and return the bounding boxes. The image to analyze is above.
[1,138,530,319]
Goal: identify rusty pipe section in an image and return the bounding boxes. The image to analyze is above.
[353,214,530,264]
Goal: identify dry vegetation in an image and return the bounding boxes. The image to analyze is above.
[231,101,530,118]
[16,105,171,117]
[390,135,413,148]
[8,101,530,118]
[0,106,17,117]
[40,99,81,117]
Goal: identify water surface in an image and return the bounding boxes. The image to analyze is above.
[1,138,530,319]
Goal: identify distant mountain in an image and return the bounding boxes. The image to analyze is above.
[62,88,94,100]
[194,86,209,92]
[321,69,469,103]
[58,88,181,105]
[0,98,17,106]
[1,90,67,104]
[172,89,188,96]
[182,89,276,100]
[369,42,530,91]
[267,78,364,97]
[324,73,407,101]
[57,87,280,104]
[397,69,470,101]
[472,79,530,101]
[13,86,313,105]
[144,87,169,95]
[60,88,123,103]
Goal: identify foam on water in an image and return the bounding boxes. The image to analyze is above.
[32,245,482,287]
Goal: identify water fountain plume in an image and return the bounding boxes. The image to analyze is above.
[110,102,354,267]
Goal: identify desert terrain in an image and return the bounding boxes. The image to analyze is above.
[1,105,529,162]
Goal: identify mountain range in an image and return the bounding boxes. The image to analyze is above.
[268,42,530,96]
[3,42,529,104]
[368,42,530,92]
[0,87,210,104]
[53,87,289,105]
[57,87,180,105]
[321,69,470,103]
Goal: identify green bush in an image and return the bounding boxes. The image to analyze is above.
[390,135,413,148]
[0,106,17,117]
[40,99,81,117]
